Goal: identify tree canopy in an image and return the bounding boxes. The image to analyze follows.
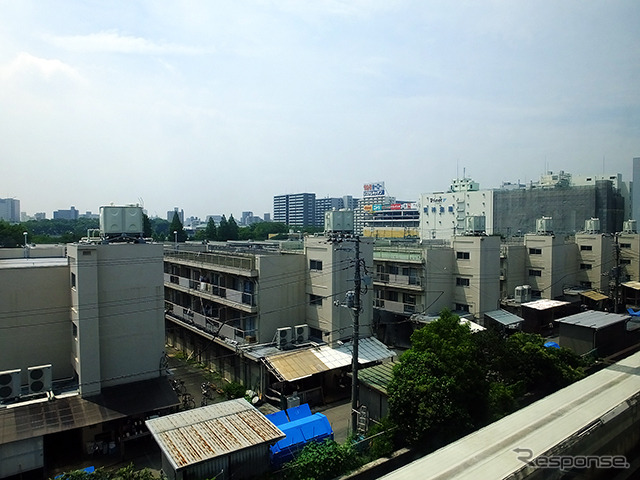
[387,309,586,450]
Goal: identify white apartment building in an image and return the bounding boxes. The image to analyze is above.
[0,236,174,479]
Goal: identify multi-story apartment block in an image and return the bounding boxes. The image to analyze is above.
[0,197,20,222]
[273,193,316,227]
[574,220,615,295]
[619,221,640,282]
[163,216,392,405]
[373,219,500,346]
[0,207,175,479]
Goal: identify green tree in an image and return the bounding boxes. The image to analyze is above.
[227,215,239,240]
[284,439,361,480]
[387,309,489,448]
[217,215,229,241]
[142,213,152,238]
[0,220,26,247]
[169,212,187,242]
[204,217,217,241]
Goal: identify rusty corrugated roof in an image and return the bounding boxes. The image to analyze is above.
[145,398,285,470]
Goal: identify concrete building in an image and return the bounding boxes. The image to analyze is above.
[273,193,316,227]
[0,198,20,223]
[53,206,79,220]
[163,218,393,407]
[419,172,627,241]
[167,207,184,223]
[0,207,177,479]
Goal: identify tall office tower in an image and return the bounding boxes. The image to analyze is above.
[273,193,316,227]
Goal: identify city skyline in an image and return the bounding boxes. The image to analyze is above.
[1,1,638,220]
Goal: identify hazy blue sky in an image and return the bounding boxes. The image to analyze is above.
[1,1,638,220]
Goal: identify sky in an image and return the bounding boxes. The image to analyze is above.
[1,1,639,221]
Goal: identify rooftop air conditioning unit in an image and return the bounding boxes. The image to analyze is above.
[536,217,553,235]
[28,364,52,394]
[514,286,524,303]
[0,369,21,401]
[584,218,600,234]
[293,324,309,344]
[522,285,532,302]
[276,327,292,350]
[465,215,486,235]
[623,220,637,234]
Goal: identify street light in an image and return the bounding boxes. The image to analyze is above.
[173,230,178,250]
[23,231,27,247]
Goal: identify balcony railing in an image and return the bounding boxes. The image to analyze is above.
[164,273,256,309]
[165,301,257,345]
[374,273,423,288]
[374,298,418,314]
[165,250,256,274]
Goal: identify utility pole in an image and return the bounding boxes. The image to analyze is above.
[351,236,361,435]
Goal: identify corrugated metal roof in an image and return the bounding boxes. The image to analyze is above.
[145,399,285,470]
[266,349,328,382]
[622,281,640,291]
[264,337,396,382]
[484,309,524,326]
[356,361,399,395]
[556,310,630,329]
[580,290,608,301]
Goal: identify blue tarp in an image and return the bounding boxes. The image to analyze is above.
[628,308,640,317]
[544,341,560,349]
[265,409,289,426]
[269,412,333,467]
[286,403,312,422]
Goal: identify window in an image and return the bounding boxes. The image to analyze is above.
[456,277,470,287]
[388,291,399,302]
[456,251,470,260]
[389,265,399,275]
[529,248,542,255]
[620,243,632,249]
[455,303,470,312]
[580,263,592,270]
[580,245,593,251]
[621,259,631,265]
[309,260,323,271]
[71,272,76,288]
[309,294,323,306]
[404,294,416,305]
[529,269,542,277]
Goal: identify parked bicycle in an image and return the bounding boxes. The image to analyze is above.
[181,392,196,410]
[170,378,187,396]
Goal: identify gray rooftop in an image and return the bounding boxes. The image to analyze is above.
[0,257,68,269]
[556,310,630,329]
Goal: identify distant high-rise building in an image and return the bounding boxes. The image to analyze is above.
[315,197,344,227]
[263,213,271,222]
[273,193,316,227]
[167,207,184,223]
[633,157,640,224]
[53,206,79,220]
[0,198,20,223]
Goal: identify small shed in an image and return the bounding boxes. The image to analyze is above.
[145,399,285,480]
[355,361,398,422]
[556,310,640,357]
[521,299,573,334]
[483,309,523,334]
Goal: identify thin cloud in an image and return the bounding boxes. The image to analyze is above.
[0,52,82,82]
[47,30,211,55]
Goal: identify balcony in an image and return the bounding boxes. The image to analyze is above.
[165,251,257,276]
[373,273,423,291]
[374,298,418,315]
[164,273,257,313]
[165,301,256,345]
